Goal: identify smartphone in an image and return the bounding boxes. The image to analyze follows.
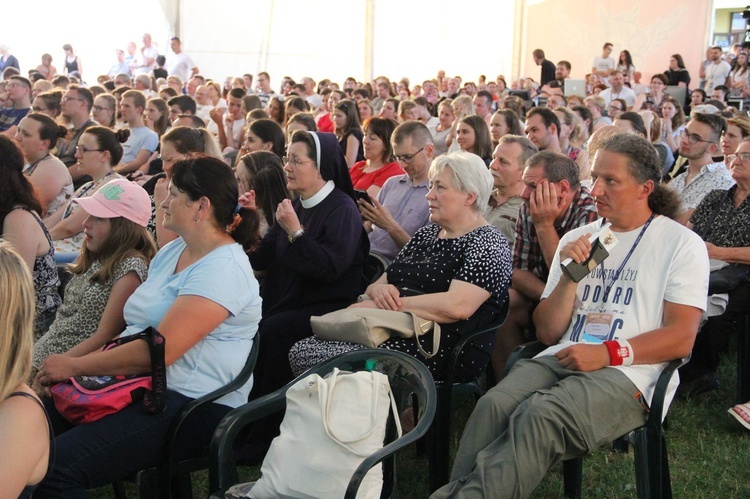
[355,189,374,206]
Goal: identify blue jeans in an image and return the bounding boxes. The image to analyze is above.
[36,390,231,498]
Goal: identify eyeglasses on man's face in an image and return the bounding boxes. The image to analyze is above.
[727,152,750,163]
[395,147,425,164]
[680,129,713,145]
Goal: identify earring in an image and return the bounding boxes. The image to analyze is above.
[194,216,200,222]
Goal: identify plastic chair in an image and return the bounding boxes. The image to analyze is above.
[504,341,686,499]
[56,263,73,301]
[365,250,392,284]
[112,334,261,499]
[427,294,510,492]
[737,313,750,403]
[207,349,437,499]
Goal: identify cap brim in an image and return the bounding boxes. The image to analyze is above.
[74,196,122,220]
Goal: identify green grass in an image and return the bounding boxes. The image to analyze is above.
[91,347,750,498]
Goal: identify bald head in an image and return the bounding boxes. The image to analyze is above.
[195,85,210,105]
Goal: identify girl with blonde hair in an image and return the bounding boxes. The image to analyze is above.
[0,242,53,496]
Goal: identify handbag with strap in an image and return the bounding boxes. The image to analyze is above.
[238,368,401,499]
[311,308,441,358]
[51,327,167,424]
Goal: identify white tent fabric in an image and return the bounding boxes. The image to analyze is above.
[168,0,517,86]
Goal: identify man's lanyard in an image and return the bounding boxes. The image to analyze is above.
[598,213,655,311]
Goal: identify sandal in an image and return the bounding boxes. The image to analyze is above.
[728,402,750,430]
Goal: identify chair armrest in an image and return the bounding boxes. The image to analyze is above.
[208,389,289,494]
[165,335,260,471]
[646,356,689,430]
[503,341,547,377]
[442,291,510,388]
[345,395,436,499]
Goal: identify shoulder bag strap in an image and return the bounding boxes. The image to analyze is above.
[408,312,441,359]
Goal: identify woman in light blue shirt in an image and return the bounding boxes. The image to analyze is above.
[35,157,262,496]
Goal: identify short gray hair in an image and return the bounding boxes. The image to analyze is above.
[429,151,493,215]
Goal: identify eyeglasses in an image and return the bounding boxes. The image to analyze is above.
[282,155,311,167]
[92,105,111,112]
[76,145,104,154]
[394,147,425,164]
[62,96,84,103]
[727,152,750,163]
[608,105,623,111]
[32,106,49,112]
[680,129,714,145]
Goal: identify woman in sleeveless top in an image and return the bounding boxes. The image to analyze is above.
[62,44,82,77]
[0,137,61,337]
[0,242,54,497]
[14,113,73,222]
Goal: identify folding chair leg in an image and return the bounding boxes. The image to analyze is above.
[562,458,582,499]
[171,471,193,499]
[428,386,452,492]
[112,481,128,499]
[737,315,750,403]
[632,428,651,498]
[660,436,673,499]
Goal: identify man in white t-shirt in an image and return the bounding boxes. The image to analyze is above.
[434,133,708,498]
[599,70,637,108]
[592,42,615,83]
[704,46,732,94]
[166,37,199,83]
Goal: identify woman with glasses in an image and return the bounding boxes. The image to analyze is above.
[350,117,402,199]
[720,116,750,166]
[632,74,669,113]
[245,131,369,460]
[46,127,127,262]
[31,91,62,120]
[681,139,750,405]
[607,98,627,120]
[92,94,116,129]
[290,151,511,383]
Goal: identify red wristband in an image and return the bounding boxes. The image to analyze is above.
[603,340,623,366]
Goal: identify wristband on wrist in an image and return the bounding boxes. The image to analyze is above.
[603,340,634,366]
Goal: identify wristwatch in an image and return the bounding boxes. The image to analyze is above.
[288,227,305,243]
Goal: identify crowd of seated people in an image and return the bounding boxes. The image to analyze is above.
[4,36,750,496]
